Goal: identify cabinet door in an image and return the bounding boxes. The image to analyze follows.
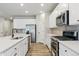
[59,44,67,56]
[19,40,25,56]
[18,39,27,56]
[58,3,68,14]
[15,42,21,56]
[49,10,57,28]
[49,14,52,28]
[25,37,28,53]
[59,43,78,56]
[69,3,79,25]
[23,39,28,55]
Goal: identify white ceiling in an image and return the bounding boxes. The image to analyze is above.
[0,3,58,17]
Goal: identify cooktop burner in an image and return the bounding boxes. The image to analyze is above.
[53,36,77,41]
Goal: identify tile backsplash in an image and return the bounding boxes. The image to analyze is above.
[65,25,79,31]
[49,26,65,36]
[49,25,79,35]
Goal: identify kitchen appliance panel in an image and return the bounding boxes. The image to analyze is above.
[56,10,69,26]
[26,24,36,43]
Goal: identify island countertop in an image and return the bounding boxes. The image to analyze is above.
[0,34,30,54]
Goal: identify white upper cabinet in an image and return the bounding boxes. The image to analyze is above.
[49,3,79,28]
[69,3,79,25]
[13,19,36,29]
[58,3,79,25]
[57,3,68,16]
[49,10,57,28]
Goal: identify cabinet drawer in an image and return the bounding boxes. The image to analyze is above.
[59,44,67,56]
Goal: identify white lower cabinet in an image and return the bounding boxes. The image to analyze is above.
[17,38,28,56]
[20,39,27,56]
[59,43,79,56]
[25,37,28,54]
[1,46,17,56]
[19,41,25,56]
[0,37,28,56]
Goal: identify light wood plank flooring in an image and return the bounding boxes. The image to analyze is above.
[27,43,51,56]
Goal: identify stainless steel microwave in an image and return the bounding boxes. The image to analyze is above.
[56,10,69,26]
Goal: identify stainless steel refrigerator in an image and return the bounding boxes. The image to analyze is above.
[26,24,36,43]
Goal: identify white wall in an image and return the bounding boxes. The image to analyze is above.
[36,13,50,48]
[13,19,36,28]
[0,17,12,36]
[3,19,13,36]
[0,18,4,36]
[36,13,46,44]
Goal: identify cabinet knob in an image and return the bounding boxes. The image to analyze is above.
[65,50,67,52]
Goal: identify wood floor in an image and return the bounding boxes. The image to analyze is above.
[27,43,51,56]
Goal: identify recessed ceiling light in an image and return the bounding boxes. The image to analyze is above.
[20,3,24,7]
[40,3,44,7]
[25,11,29,13]
[40,11,43,13]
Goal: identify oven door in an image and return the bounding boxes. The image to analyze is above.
[51,39,59,56]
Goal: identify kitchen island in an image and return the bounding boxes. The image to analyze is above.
[0,34,30,56]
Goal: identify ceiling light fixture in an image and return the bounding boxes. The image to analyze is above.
[25,11,29,13]
[20,3,24,7]
[40,3,44,7]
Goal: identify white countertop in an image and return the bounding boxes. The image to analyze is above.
[0,39,21,53]
[0,34,30,54]
[51,36,79,55]
[14,33,30,38]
